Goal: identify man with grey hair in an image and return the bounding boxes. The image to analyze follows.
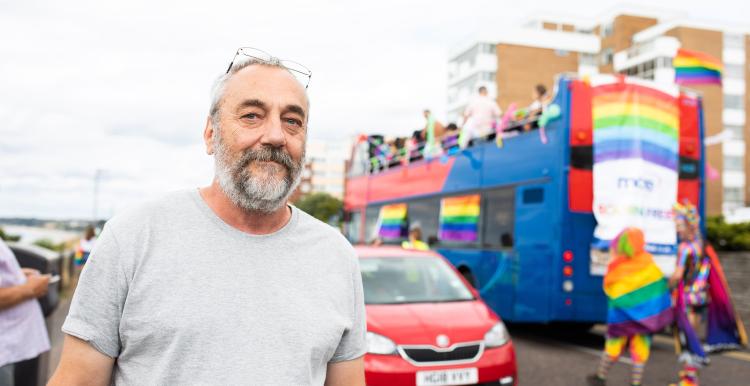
[49,48,366,386]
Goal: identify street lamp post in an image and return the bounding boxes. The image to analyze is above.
[93,169,103,223]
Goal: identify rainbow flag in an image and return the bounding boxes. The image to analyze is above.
[439,194,480,242]
[674,48,723,86]
[604,228,673,337]
[378,203,407,239]
[704,244,748,352]
[593,81,680,171]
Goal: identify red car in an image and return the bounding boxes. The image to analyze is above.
[357,246,517,386]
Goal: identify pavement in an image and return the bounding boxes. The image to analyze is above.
[510,323,750,386]
[45,293,749,385]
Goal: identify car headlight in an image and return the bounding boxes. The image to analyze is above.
[366,332,397,355]
[483,322,509,348]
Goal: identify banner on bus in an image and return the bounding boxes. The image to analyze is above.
[589,75,679,276]
[439,194,480,242]
[377,203,408,240]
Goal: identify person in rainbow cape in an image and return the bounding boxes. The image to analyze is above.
[668,201,747,386]
[587,227,673,386]
[73,225,97,267]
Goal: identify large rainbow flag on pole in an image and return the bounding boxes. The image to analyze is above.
[673,48,723,86]
[438,194,480,242]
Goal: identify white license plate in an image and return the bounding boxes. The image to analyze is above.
[416,368,478,386]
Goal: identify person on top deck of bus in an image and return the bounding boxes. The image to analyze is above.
[524,84,552,132]
[401,223,429,251]
[421,109,446,158]
[459,86,501,149]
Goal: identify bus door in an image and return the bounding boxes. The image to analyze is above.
[512,184,555,322]
[467,187,517,320]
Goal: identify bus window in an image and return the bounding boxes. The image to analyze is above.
[522,187,544,204]
[346,211,362,244]
[407,198,441,246]
[483,188,515,248]
[365,205,382,244]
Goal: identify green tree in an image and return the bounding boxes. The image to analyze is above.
[0,227,21,242]
[706,215,750,251]
[294,192,343,224]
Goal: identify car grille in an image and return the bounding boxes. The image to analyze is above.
[400,343,482,364]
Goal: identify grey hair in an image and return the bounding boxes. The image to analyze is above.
[209,57,305,126]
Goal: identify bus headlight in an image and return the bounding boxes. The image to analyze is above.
[483,322,510,348]
[366,332,397,355]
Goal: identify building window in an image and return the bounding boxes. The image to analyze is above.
[601,21,614,38]
[725,64,745,79]
[727,125,745,139]
[724,33,745,50]
[579,53,597,66]
[658,57,672,68]
[724,155,745,171]
[724,187,744,203]
[600,48,614,66]
[725,94,745,110]
[555,49,569,57]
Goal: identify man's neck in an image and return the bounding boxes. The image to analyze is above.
[199,181,292,235]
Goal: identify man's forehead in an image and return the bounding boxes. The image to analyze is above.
[224,65,309,111]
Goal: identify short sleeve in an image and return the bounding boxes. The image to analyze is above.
[330,256,367,363]
[61,224,127,358]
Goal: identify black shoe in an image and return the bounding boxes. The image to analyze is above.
[586,374,606,386]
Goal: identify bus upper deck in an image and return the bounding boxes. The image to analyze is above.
[343,74,705,324]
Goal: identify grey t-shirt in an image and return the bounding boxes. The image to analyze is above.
[63,189,366,386]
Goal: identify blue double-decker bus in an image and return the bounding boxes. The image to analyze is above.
[343,74,705,324]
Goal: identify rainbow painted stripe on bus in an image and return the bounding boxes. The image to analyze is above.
[438,194,480,242]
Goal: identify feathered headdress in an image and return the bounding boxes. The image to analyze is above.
[673,200,700,230]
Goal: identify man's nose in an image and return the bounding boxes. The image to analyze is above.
[260,115,286,148]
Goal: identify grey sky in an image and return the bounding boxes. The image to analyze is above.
[0,0,747,219]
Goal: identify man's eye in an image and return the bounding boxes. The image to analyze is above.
[285,118,302,126]
[243,113,259,119]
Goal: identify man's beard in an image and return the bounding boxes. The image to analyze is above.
[213,129,304,214]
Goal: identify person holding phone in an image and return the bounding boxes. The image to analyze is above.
[0,238,51,386]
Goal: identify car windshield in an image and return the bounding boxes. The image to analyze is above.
[360,256,475,305]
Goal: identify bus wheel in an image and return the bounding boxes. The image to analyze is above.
[459,267,476,288]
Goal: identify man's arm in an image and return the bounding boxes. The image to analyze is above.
[48,335,115,386]
[0,274,48,311]
[324,356,365,386]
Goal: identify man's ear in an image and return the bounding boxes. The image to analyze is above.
[204,116,215,155]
